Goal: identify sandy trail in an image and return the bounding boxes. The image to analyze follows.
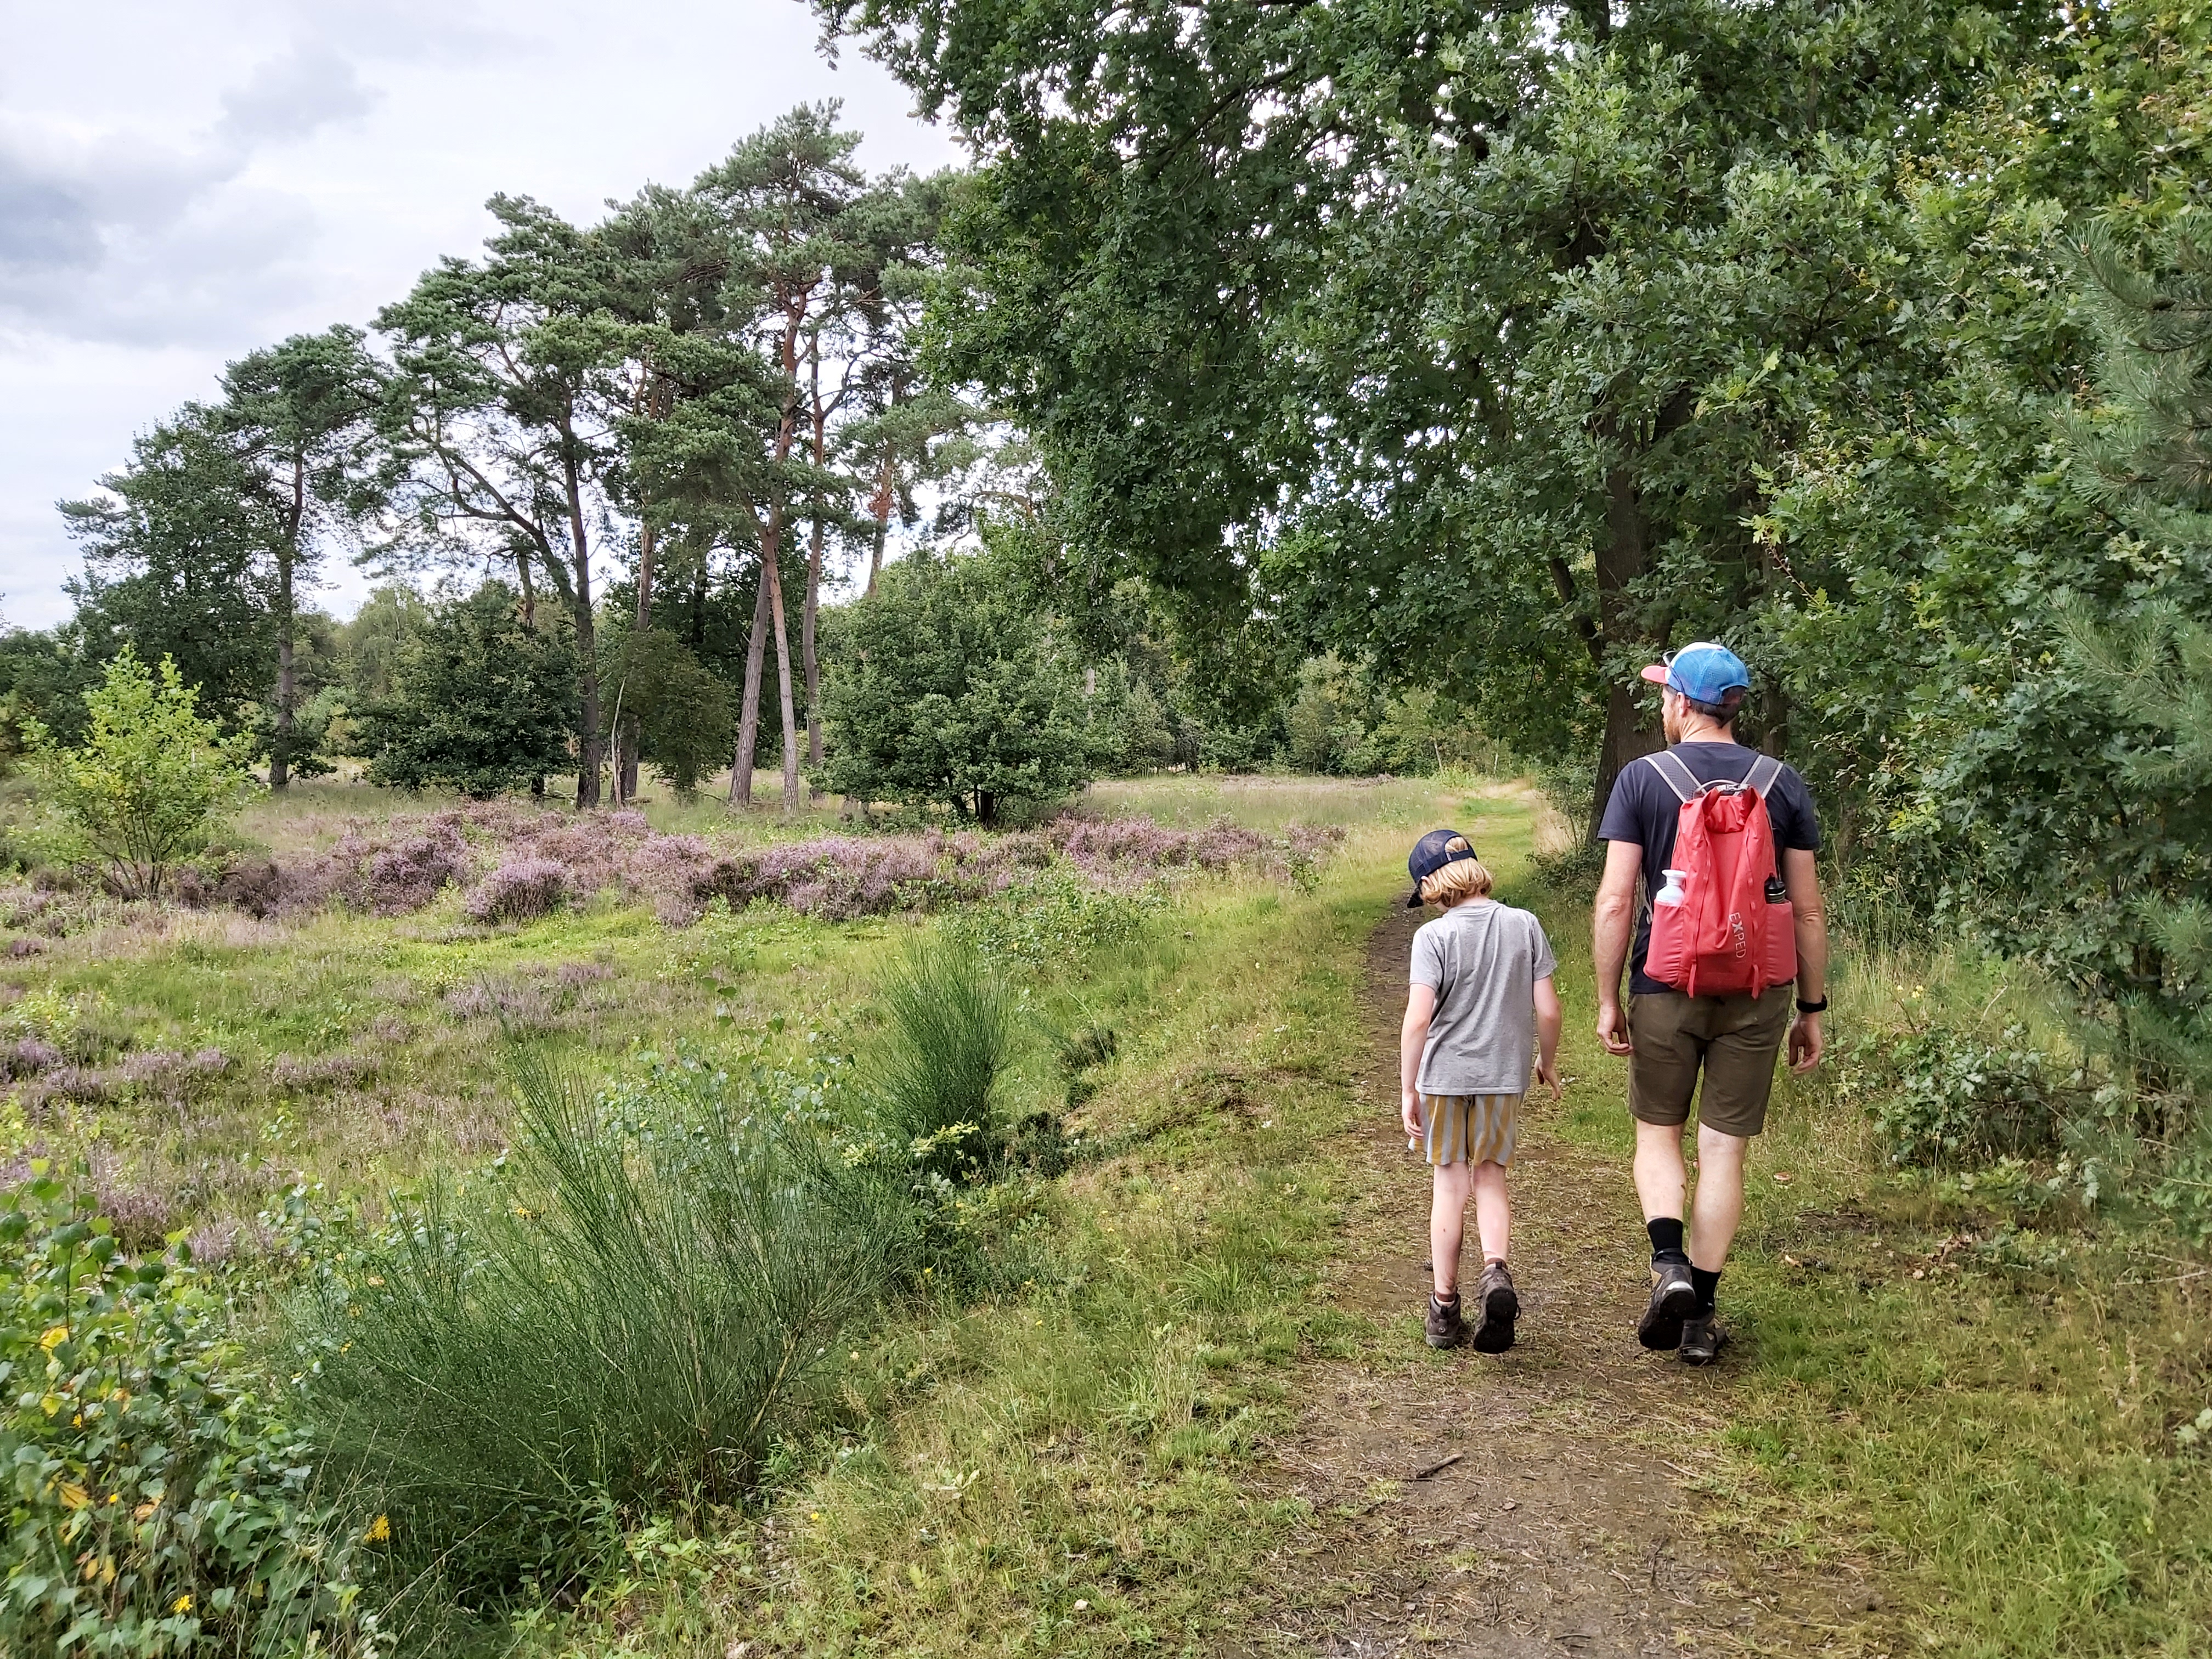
[1239,900,1874,1657]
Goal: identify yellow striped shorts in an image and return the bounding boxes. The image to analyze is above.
[1420,1092,1522,1168]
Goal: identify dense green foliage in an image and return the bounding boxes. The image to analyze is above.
[353,584,576,798]
[818,548,1102,821]
[1,1173,364,1657]
[599,628,736,799]
[295,1048,896,1604]
[25,652,257,901]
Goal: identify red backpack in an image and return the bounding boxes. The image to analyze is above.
[1640,751,1798,998]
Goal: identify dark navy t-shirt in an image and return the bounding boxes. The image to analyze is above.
[1596,742,1821,995]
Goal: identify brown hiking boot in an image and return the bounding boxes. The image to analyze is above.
[1425,1293,1465,1349]
[1469,1260,1519,1353]
[1678,1313,1726,1365]
[1638,1259,1696,1351]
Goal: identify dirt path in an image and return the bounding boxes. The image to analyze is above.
[1243,901,1875,1657]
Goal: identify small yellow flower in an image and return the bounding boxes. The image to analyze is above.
[364,1514,391,1545]
[173,1594,191,1614]
[38,1325,67,1352]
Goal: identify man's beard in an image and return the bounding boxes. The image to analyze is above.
[1661,699,1684,744]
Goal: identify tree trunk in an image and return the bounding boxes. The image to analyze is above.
[730,563,772,806]
[766,552,801,810]
[515,541,537,629]
[619,521,657,804]
[803,517,825,788]
[565,447,600,809]
[1588,460,1662,836]
[270,455,305,790]
[867,446,894,598]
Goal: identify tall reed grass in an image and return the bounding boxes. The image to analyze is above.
[295,1049,906,1606]
[291,943,1035,1616]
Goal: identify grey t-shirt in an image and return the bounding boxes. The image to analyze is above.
[1409,900,1558,1096]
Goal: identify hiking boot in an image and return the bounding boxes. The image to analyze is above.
[1638,1259,1697,1351]
[1469,1260,1519,1354]
[1678,1313,1726,1365]
[1425,1293,1465,1349]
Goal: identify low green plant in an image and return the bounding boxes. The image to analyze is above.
[868,943,1019,1184]
[292,1046,901,1607]
[1848,1025,2079,1167]
[0,1169,367,1657]
[941,866,1155,964]
[24,650,258,900]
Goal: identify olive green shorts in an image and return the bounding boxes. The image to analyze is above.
[1627,986,1793,1139]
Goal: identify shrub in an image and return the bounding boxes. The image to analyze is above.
[293,1049,904,1605]
[817,548,1104,823]
[869,944,1019,1184]
[942,866,1155,963]
[24,650,258,900]
[353,582,574,799]
[0,1170,366,1656]
[1852,1026,2078,1167]
[464,857,568,924]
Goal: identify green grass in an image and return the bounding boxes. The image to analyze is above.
[10,772,2211,1656]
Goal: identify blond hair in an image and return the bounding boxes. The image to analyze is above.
[1419,837,1493,905]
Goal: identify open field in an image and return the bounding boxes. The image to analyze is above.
[3,772,2207,1656]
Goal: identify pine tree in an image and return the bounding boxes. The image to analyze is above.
[2062,223,2212,1096]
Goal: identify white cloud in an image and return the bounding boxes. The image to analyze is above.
[0,0,961,629]
[215,46,381,146]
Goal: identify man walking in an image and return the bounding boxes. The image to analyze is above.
[1592,642,1829,1364]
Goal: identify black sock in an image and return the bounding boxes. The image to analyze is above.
[1647,1217,1689,1265]
[1690,1267,1720,1316]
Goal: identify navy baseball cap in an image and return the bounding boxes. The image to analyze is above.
[1406,828,1476,909]
[1640,641,1751,704]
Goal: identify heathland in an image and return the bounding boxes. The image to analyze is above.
[4,770,2204,1657]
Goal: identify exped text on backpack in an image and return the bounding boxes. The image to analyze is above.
[1640,751,1798,998]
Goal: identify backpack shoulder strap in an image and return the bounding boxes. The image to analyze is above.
[1644,749,1702,805]
[1742,755,1784,798]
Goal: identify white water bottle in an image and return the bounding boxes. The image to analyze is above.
[1655,868,1691,907]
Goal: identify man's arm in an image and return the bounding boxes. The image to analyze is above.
[1401,983,1436,1137]
[1593,839,1643,1056]
[1782,846,1827,1072]
[1532,974,1563,1099]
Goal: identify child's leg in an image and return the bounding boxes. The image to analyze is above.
[1430,1159,1474,1297]
[1470,1160,1511,1263]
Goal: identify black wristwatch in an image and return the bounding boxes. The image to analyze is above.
[1796,995,1829,1014]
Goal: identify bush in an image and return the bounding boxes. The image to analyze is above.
[353,583,574,799]
[941,866,1155,963]
[869,944,1019,1184]
[24,650,257,900]
[0,1170,366,1657]
[817,549,1103,823]
[464,857,567,924]
[1852,1026,2078,1168]
[292,1049,905,1605]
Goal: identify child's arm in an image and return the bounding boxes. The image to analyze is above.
[1532,974,1563,1100]
[1400,985,1436,1139]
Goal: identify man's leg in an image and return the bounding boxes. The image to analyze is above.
[1627,994,1705,1349]
[1634,1118,1688,1224]
[1430,1158,1474,1297]
[1688,1122,1748,1273]
[1676,985,1792,1363]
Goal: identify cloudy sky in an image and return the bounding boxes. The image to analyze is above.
[0,0,961,629]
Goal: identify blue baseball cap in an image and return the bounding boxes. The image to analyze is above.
[1641,641,1751,704]
[1406,828,1476,909]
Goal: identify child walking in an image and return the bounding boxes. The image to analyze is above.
[1400,831,1562,1351]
